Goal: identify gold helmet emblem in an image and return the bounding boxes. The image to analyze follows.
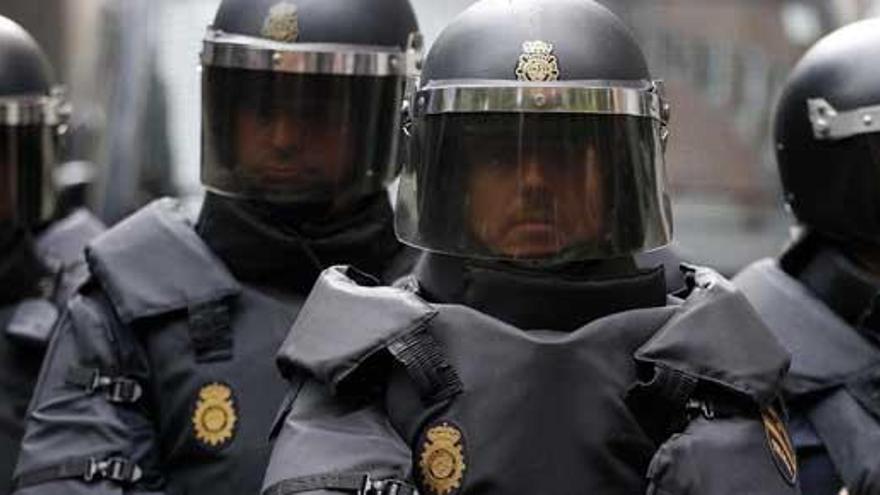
[261,2,300,42]
[192,383,238,448]
[516,40,560,82]
[419,422,466,495]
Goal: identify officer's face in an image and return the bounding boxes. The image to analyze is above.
[465,136,605,258]
[234,106,354,195]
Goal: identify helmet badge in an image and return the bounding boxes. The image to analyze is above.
[261,2,300,42]
[516,40,560,82]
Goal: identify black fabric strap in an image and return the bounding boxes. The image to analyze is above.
[65,367,143,403]
[626,365,699,444]
[387,329,462,405]
[187,300,233,362]
[15,456,143,489]
[263,472,417,495]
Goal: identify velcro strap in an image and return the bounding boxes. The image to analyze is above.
[387,329,462,404]
[188,301,233,363]
[263,473,417,495]
[15,456,143,489]
[65,367,143,403]
[625,365,699,444]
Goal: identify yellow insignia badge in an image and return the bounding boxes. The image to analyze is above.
[261,2,300,43]
[516,40,560,82]
[192,383,237,448]
[419,422,466,495]
[762,407,797,485]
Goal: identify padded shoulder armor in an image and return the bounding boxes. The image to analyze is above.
[637,267,790,406]
[36,209,106,268]
[735,259,878,394]
[277,266,437,393]
[5,298,58,346]
[86,198,241,323]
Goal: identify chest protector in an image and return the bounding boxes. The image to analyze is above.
[284,266,792,495]
[86,199,303,495]
[737,260,880,494]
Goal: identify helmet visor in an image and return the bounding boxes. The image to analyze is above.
[397,112,672,261]
[0,125,55,226]
[201,66,406,203]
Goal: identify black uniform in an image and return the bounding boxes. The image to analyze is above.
[263,257,798,495]
[733,18,880,495]
[737,241,879,494]
[12,0,420,489]
[13,195,410,495]
[261,1,799,493]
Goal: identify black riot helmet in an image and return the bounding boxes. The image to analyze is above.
[775,19,880,246]
[201,0,421,205]
[0,16,64,228]
[397,0,672,263]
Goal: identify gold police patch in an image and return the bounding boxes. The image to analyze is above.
[516,40,560,82]
[762,407,797,485]
[419,422,466,495]
[261,2,300,42]
[192,383,237,449]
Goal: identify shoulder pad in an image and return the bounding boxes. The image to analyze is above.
[636,266,790,407]
[735,259,876,394]
[86,198,240,323]
[277,266,437,393]
[36,209,106,268]
[5,298,58,347]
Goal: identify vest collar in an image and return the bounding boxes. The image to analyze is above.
[413,253,667,332]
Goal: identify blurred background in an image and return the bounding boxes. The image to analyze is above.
[4,0,880,274]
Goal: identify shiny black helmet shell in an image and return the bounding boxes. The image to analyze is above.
[774,19,880,244]
[0,16,53,97]
[212,0,418,48]
[422,0,650,84]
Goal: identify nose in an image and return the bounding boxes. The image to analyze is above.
[270,113,300,149]
[519,157,548,188]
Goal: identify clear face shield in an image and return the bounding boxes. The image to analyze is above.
[200,29,422,205]
[0,89,66,227]
[397,81,673,262]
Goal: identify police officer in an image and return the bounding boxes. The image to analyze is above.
[0,15,105,494]
[735,19,880,495]
[261,1,799,494]
[12,0,420,493]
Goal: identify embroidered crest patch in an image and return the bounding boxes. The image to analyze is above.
[192,382,238,449]
[762,407,797,485]
[419,421,466,495]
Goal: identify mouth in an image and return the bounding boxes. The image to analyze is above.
[253,161,321,179]
[508,221,555,235]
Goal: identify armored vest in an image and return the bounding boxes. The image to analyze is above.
[737,259,880,494]
[13,200,302,495]
[274,266,797,495]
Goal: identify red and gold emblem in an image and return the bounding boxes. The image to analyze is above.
[762,407,797,485]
